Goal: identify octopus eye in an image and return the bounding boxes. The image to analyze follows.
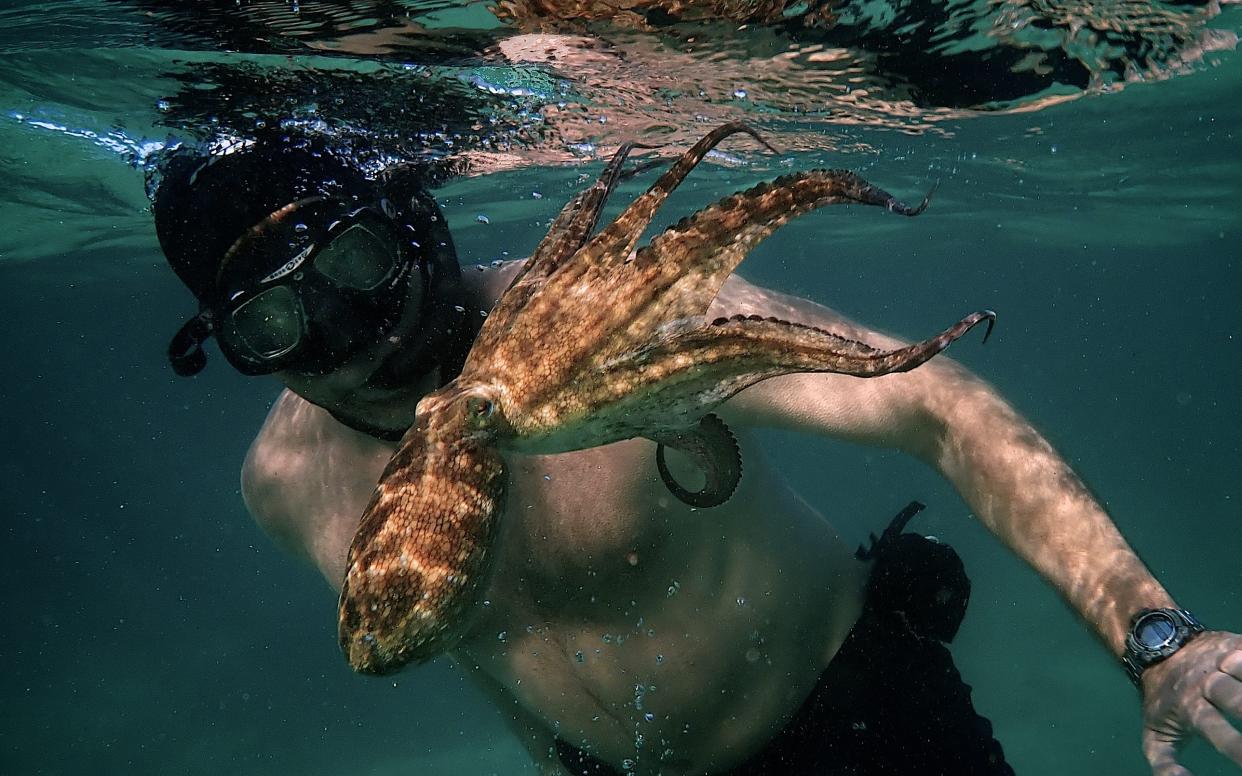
[465,395,495,422]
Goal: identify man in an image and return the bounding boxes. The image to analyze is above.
[155,132,1241,775]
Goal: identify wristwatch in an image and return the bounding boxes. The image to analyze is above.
[1121,608,1205,686]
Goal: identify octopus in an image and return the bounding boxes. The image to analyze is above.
[337,123,995,674]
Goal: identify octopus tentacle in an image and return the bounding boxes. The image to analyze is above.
[487,142,640,334]
[467,125,775,388]
[631,169,933,331]
[575,122,776,271]
[649,413,741,508]
[515,141,639,284]
[473,170,936,432]
[527,146,667,277]
[585,311,996,423]
[710,314,887,358]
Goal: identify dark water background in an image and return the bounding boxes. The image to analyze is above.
[2,0,1240,774]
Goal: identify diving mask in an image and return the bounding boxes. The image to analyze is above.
[168,197,422,377]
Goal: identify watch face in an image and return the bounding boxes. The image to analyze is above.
[1136,612,1178,649]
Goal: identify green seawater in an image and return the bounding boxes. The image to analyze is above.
[1,1,1239,774]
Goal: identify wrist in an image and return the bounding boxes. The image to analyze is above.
[1121,608,1205,687]
[1089,572,1176,656]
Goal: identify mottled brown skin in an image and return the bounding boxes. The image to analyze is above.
[338,387,507,671]
[338,123,993,672]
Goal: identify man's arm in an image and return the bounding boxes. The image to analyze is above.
[713,276,1242,774]
[241,389,397,588]
[714,276,1167,651]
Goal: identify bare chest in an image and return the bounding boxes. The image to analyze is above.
[494,439,688,599]
[456,441,864,772]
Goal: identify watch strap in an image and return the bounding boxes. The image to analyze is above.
[1122,608,1205,686]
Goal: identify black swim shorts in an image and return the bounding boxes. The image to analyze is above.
[556,502,1014,775]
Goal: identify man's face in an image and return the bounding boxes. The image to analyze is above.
[275,263,434,416]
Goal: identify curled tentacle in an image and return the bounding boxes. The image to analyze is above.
[888,178,938,216]
[650,413,741,508]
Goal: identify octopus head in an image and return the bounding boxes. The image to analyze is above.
[338,381,510,674]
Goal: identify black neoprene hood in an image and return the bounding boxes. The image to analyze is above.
[153,137,372,302]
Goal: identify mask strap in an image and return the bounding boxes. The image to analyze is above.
[168,312,214,376]
[217,196,329,284]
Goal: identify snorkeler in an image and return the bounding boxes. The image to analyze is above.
[154,134,1242,776]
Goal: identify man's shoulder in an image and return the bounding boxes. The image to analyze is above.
[249,390,331,455]
[242,391,320,505]
[239,391,329,560]
[243,391,358,497]
[244,390,392,479]
[240,390,396,569]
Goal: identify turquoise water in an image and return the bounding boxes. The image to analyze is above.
[2,1,1240,774]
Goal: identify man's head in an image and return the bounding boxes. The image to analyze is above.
[154,135,467,393]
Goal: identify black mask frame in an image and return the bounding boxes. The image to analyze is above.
[168,199,424,377]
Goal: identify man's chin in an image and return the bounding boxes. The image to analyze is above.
[363,347,442,394]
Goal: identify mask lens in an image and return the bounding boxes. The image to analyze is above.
[313,223,398,291]
[229,286,304,359]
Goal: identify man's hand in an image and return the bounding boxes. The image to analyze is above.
[1142,631,1242,775]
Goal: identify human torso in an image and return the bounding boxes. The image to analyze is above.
[241,273,871,774]
[464,434,866,773]
[246,389,865,774]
